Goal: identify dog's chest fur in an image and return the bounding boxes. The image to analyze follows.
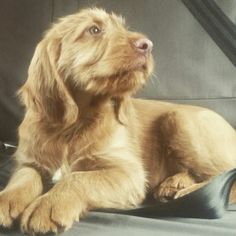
[52,125,139,182]
[18,107,142,178]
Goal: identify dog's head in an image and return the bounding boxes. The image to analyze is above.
[19,8,153,122]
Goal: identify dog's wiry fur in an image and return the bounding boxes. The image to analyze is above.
[0,8,236,234]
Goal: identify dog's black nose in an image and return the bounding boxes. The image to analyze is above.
[133,38,153,53]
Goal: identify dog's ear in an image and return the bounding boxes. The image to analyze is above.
[18,36,78,125]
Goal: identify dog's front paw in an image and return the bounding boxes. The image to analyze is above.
[21,193,83,234]
[154,172,196,202]
[0,190,34,228]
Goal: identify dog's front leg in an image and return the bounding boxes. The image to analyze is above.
[21,166,146,234]
[0,167,43,227]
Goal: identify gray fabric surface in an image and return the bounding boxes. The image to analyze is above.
[1,211,236,235]
[67,211,236,236]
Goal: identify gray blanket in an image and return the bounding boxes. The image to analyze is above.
[1,210,236,236]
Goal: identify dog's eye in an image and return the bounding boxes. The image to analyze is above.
[89,25,101,35]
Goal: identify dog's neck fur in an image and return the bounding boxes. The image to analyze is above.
[73,90,110,118]
[69,86,130,126]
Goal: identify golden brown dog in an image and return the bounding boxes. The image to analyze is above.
[0,8,236,234]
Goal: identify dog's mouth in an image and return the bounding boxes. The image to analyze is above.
[127,54,150,72]
[132,55,148,70]
[112,53,152,80]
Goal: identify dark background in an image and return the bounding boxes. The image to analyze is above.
[0,0,235,142]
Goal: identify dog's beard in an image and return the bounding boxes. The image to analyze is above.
[82,51,153,96]
[84,68,149,96]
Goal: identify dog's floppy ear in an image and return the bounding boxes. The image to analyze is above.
[18,35,78,125]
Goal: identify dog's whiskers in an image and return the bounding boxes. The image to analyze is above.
[149,72,159,88]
